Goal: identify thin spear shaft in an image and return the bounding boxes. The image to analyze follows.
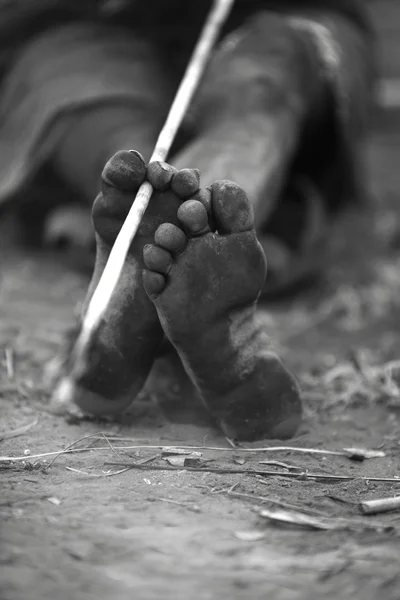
[58,0,234,397]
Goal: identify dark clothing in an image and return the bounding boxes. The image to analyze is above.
[0,2,371,79]
[0,0,374,208]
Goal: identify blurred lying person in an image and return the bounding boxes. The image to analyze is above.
[0,0,375,439]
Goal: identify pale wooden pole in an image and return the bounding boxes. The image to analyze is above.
[55,0,235,405]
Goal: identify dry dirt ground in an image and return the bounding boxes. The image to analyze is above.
[2,109,400,600]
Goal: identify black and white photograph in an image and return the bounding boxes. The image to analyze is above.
[1,1,400,598]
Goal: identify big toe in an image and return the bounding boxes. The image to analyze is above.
[93,150,147,242]
[210,180,254,234]
[102,149,146,191]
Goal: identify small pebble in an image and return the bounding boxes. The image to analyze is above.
[47,497,61,506]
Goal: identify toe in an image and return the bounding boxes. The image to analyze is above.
[143,269,166,299]
[191,188,212,214]
[147,161,177,191]
[171,168,200,198]
[94,151,146,241]
[210,180,254,234]
[177,200,210,236]
[143,244,173,274]
[102,150,146,191]
[154,223,187,254]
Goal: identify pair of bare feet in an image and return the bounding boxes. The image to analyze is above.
[65,150,302,441]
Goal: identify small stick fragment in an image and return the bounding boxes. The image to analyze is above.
[99,431,123,460]
[0,418,38,440]
[360,496,400,515]
[46,432,108,468]
[135,454,160,466]
[258,460,303,471]
[4,348,14,378]
[227,489,325,514]
[259,508,338,530]
[155,498,201,512]
[65,466,131,478]
[59,0,235,397]
[65,466,93,476]
[259,508,395,533]
[225,437,238,448]
[102,462,400,483]
[342,447,386,461]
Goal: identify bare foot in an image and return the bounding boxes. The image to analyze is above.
[142,177,302,440]
[56,150,201,416]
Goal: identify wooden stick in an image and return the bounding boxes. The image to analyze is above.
[58,0,234,397]
[0,442,385,463]
[103,462,400,483]
[360,496,400,515]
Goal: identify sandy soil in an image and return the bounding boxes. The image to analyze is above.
[2,111,400,600]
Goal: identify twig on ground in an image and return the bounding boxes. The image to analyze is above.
[4,348,14,378]
[65,466,131,478]
[65,466,93,476]
[103,461,400,483]
[135,454,160,466]
[226,489,328,514]
[258,460,303,471]
[65,453,158,478]
[258,507,395,532]
[99,431,123,460]
[225,437,238,448]
[154,498,201,512]
[227,482,240,494]
[209,482,240,495]
[45,432,107,468]
[234,530,267,542]
[257,508,340,531]
[360,496,400,515]
[341,448,385,460]
[103,468,131,477]
[1,440,385,463]
[0,418,38,441]
[203,482,240,495]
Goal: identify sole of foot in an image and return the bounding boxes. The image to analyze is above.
[142,177,302,441]
[51,150,201,417]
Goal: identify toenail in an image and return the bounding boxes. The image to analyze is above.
[147,161,177,191]
[102,150,146,190]
[129,149,146,164]
[171,168,200,198]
